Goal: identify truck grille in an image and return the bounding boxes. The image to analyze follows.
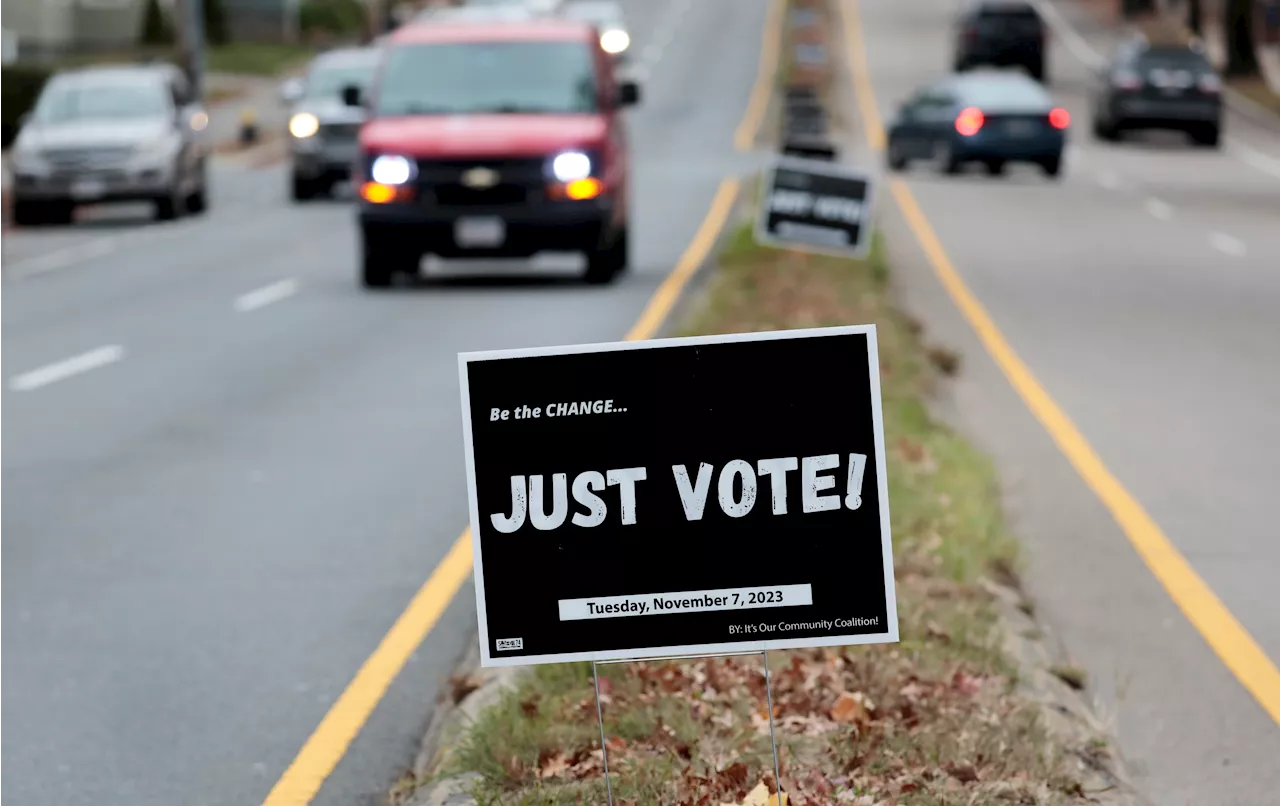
[417,157,547,207]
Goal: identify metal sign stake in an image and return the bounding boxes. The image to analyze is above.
[591,651,786,806]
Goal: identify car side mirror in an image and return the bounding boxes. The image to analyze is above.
[617,80,640,107]
[341,84,362,108]
[280,77,304,104]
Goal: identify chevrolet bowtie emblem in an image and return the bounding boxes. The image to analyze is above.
[461,167,500,188]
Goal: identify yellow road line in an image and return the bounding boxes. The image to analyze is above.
[838,0,1280,727]
[260,171,743,806]
[625,179,741,342]
[261,531,474,806]
[734,0,788,152]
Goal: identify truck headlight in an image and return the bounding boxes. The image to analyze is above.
[550,151,591,181]
[600,28,630,54]
[370,154,415,185]
[289,112,320,138]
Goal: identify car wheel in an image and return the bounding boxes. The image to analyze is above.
[1191,124,1221,148]
[12,199,52,227]
[933,139,961,175]
[361,230,416,289]
[186,187,208,215]
[584,226,626,285]
[291,173,317,202]
[887,137,909,170]
[154,189,182,221]
[953,58,969,73]
[984,159,1006,176]
[1028,59,1047,83]
[1093,117,1118,142]
[1039,155,1063,178]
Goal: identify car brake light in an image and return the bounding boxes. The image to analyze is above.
[955,106,984,136]
[1197,73,1222,93]
[1048,107,1070,129]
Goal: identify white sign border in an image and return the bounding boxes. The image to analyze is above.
[457,324,898,668]
[753,155,879,261]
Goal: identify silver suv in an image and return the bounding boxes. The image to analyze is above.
[8,63,210,226]
[281,47,381,201]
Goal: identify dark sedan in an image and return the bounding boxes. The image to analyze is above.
[886,71,1069,177]
[1090,36,1223,147]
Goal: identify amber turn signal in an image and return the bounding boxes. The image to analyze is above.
[563,177,602,200]
[360,182,399,204]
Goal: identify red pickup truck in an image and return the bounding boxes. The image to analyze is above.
[344,16,640,288]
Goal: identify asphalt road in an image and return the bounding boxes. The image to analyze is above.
[0,1,768,804]
[839,0,1280,803]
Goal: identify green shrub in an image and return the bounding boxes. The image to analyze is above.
[141,0,176,45]
[299,0,367,37]
[205,0,230,46]
[2,65,53,147]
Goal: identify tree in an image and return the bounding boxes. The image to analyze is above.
[141,0,175,45]
[1187,0,1204,33]
[1223,0,1260,75]
[204,0,230,46]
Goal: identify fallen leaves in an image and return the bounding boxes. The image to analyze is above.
[830,691,875,729]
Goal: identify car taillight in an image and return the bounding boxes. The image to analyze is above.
[1113,70,1143,90]
[955,106,984,136]
[1048,107,1070,129]
[1197,73,1222,93]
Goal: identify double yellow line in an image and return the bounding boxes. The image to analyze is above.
[835,0,1280,728]
[261,2,783,800]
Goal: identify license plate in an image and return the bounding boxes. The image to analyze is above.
[1005,121,1035,137]
[70,178,106,200]
[454,217,506,248]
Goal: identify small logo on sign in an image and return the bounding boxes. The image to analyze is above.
[461,167,500,188]
[495,637,523,651]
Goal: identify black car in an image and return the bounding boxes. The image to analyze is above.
[1090,36,1223,146]
[953,0,1048,82]
[886,72,1069,177]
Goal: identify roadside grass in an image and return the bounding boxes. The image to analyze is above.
[43,43,312,77]
[206,43,314,76]
[437,219,1098,805]
[1226,75,1280,117]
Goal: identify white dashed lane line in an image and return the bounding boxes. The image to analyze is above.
[1144,198,1174,220]
[234,279,299,312]
[9,345,126,392]
[1096,170,1123,190]
[3,236,120,279]
[1209,231,1248,257]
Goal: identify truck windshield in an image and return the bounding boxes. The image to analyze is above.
[374,40,598,116]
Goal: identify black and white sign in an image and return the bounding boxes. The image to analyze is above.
[458,326,898,666]
[755,157,876,259]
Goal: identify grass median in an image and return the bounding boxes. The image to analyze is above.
[426,213,1105,805]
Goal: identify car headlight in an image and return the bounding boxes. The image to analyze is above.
[370,154,416,185]
[550,151,591,181]
[289,112,320,138]
[600,28,630,54]
[10,146,48,173]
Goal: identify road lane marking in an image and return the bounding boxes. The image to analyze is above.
[259,532,474,806]
[839,0,1280,727]
[1144,198,1173,220]
[9,345,125,391]
[626,179,740,342]
[734,0,786,151]
[235,279,299,312]
[3,236,120,279]
[259,180,743,804]
[1027,0,1105,68]
[1096,170,1122,190]
[1227,141,1280,180]
[1209,231,1247,257]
